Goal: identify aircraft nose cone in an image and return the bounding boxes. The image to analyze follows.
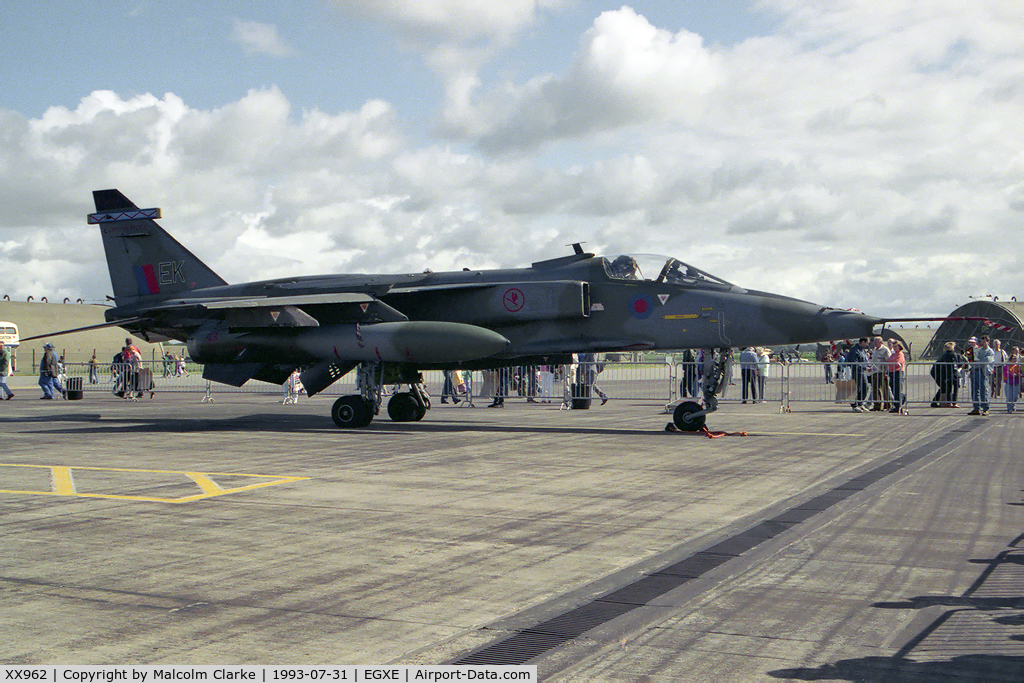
[815,309,883,342]
[751,292,880,345]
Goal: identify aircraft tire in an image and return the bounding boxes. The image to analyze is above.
[387,393,421,422]
[332,395,373,428]
[672,401,706,432]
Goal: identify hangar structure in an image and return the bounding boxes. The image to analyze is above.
[922,300,1024,358]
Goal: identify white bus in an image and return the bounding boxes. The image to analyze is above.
[0,322,18,348]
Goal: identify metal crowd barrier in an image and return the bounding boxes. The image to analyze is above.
[60,361,679,403]
[58,360,1022,412]
[780,361,1022,412]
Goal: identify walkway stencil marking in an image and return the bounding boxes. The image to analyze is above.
[0,463,309,503]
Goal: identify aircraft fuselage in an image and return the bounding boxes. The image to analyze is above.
[107,250,880,369]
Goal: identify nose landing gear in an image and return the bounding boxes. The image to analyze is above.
[670,347,728,432]
[672,401,707,432]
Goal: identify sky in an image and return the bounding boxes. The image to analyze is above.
[2,0,1023,321]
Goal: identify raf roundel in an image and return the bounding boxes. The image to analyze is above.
[629,294,654,319]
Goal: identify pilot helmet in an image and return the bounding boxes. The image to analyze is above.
[610,255,638,278]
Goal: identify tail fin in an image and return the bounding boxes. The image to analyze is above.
[91,189,227,304]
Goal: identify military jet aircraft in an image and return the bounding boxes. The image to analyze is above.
[41,189,884,429]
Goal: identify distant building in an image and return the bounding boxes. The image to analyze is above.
[922,301,1024,358]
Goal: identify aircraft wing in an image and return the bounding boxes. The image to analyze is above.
[19,317,150,342]
[130,292,409,327]
[29,292,410,344]
[162,292,382,310]
[386,282,497,295]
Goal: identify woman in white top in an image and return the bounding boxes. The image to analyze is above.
[756,348,771,403]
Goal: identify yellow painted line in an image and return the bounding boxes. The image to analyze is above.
[754,432,865,437]
[50,467,76,495]
[0,463,309,503]
[664,314,699,320]
[186,472,224,496]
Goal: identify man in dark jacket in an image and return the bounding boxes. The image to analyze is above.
[845,338,871,412]
[38,343,63,399]
[739,347,759,403]
[931,341,960,407]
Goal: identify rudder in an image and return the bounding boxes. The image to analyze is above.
[91,189,227,304]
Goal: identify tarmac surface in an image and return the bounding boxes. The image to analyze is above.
[2,379,1024,681]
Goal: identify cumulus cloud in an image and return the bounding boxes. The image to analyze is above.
[329,0,571,145]
[462,7,724,152]
[329,0,564,41]
[0,88,419,299]
[3,2,1024,321]
[230,18,294,57]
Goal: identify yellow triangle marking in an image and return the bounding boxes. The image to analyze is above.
[0,463,309,503]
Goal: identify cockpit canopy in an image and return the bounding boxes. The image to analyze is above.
[603,254,735,290]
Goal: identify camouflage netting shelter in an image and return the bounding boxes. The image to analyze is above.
[922,301,1024,359]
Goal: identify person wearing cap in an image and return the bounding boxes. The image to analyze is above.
[38,343,64,400]
[0,340,14,400]
[965,336,978,363]
[968,335,995,415]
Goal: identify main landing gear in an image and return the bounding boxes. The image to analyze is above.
[387,383,429,422]
[330,363,431,429]
[331,395,375,428]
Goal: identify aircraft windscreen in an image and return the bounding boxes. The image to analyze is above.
[603,254,734,288]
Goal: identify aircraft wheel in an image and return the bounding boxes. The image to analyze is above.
[672,401,706,432]
[388,393,421,422]
[332,395,373,428]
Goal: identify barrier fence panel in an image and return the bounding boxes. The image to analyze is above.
[673,361,782,406]
[396,363,677,404]
[61,359,1017,412]
[780,361,1022,411]
[60,361,679,403]
[783,361,918,409]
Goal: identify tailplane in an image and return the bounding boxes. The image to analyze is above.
[91,189,227,304]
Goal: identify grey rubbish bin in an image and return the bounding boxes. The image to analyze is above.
[66,376,83,400]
